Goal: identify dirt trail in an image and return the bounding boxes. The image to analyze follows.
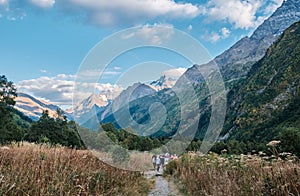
[145,170,182,196]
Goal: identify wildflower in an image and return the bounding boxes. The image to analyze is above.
[221,149,227,154]
[266,140,280,147]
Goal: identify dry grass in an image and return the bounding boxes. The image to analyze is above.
[90,150,154,171]
[165,152,300,195]
[0,143,151,195]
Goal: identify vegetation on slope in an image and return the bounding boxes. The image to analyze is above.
[224,20,300,143]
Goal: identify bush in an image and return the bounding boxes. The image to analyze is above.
[164,160,178,175]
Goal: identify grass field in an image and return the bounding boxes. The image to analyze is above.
[165,152,300,195]
[0,143,151,195]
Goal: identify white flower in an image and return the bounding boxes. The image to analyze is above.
[266,140,281,147]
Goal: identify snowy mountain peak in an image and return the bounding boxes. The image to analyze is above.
[70,93,109,115]
[150,75,177,91]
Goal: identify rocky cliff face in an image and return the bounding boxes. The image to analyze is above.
[183,0,300,82]
[100,83,156,121]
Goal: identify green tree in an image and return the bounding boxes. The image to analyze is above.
[0,75,17,107]
[278,127,300,157]
[28,110,85,148]
[0,75,23,144]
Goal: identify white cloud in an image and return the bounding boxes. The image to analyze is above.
[205,0,264,29]
[17,74,123,107]
[162,67,187,79]
[264,0,283,15]
[203,27,231,43]
[60,0,202,26]
[75,68,121,83]
[123,23,174,45]
[113,66,122,71]
[29,0,55,9]
[103,71,121,76]
[0,0,8,5]
[208,32,221,43]
[221,27,231,38]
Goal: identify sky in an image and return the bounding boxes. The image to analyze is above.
[0,0,284,107]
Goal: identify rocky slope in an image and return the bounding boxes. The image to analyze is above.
[183,0,300,83]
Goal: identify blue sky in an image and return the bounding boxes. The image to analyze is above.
[0,0,283,107]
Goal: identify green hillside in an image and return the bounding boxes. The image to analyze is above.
[225,20,300,142]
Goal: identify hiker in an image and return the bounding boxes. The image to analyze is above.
[173,154,178,160]
[156,155,161,172]
[164,153,170,166]
[152,155,156,170]
[160,155,165,170]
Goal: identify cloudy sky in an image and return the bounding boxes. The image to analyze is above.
[0,0,283,107]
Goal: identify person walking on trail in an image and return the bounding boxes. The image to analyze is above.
[156,155,161,172]
[152,155,157,170]
[160,155,165,171]
[164,153,170,166]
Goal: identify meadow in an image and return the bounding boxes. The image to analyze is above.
[165,151,300,195]
[0,143,151,195]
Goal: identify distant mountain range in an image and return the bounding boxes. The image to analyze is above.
[14,93,71,121]
[14,73,177,125]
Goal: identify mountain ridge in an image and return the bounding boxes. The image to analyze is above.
[183,0,300,83]
[14,92,71,121]
[222,20,300,141]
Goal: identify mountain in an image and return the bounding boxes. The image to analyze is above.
[101,1,300,141]
[68,93,110,128]
[222,20,300,141]
[70,93,109,117]
[14,93,70,121]
[102,20,300,144]
[149,75,177,91]
[101,86,182,136]
[73,83,156,130]
[100,83,156,121]
[72,94,108,112]
[183,0,300,83]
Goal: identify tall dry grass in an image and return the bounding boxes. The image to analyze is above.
[0,143,151,195]
[90,150,154,171]
[165,152,300,195]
